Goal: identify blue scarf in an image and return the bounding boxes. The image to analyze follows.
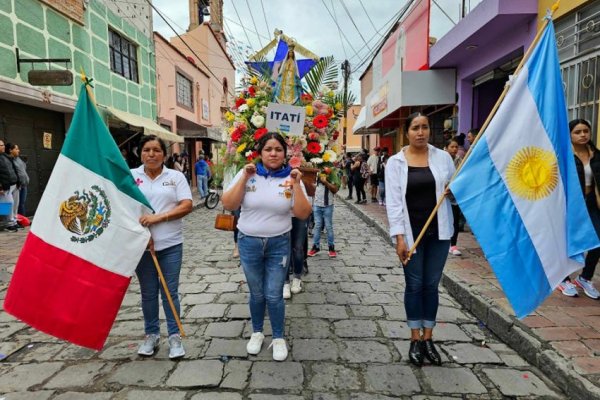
[256,162,291,178]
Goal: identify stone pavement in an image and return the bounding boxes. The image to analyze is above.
[338,186,600,400]
[0,195,567,399]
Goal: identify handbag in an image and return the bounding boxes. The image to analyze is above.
[214,209,237,231]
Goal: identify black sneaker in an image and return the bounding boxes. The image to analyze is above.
[4,225,18,232]
[345,196,353,200]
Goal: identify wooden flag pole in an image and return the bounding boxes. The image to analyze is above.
[150,249,186,337]
[406,1,560,260]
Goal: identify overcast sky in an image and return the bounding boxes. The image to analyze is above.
[152,0,484,101]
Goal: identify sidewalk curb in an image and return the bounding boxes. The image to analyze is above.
[338,195,600,400]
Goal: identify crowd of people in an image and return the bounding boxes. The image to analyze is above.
[4,117,600,366]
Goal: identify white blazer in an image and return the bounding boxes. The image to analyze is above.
[385,144,455,249]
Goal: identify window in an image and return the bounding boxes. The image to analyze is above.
[109,29,139,82]
[176,72,193,109]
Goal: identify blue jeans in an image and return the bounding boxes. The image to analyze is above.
[238,232,290,338]
[197,175,208,198]
[18,185,27,215]
[290,217,308,279]
[312,205,334,248]
[378,180,385,203]
[403,234,450,329]
[136,243,183,336]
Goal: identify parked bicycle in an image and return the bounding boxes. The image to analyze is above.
[205,186,221,209]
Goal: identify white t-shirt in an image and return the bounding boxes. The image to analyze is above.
[229,170,306,237]
[131,166,192,251]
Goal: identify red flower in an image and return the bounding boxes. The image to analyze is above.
[231,129,242,142]
[306,141,321,154]
[248,86,256,97]
[254,128,268,141]
[301,93,313,103]
[235,97,246,108]
[238,123,248,132]
[246,151,259,161]
[332,130,339,140]
[313,115,329,129]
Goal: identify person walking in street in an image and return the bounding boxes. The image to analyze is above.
[378,147,389,206]
[307,172,339,258]
[557,119,600,298]
[352,154,367,204]
[386,112,455,367]
[367,147,380,203]
[131,135,193,359]
[195,154,210,199]
[5,143,28,222]
[0,140,18,232]
[445,138,463,256]
[222,132,311,361]
[344,153,354,200]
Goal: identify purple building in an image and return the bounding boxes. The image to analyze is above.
[429,0,538,136]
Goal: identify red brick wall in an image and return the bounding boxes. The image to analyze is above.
[40,0,85,25]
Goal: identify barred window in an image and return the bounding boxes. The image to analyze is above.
[176,73,193,109]
[109,29,138,83]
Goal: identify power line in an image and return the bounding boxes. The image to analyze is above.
[338,0,372,51]
[259,0,272,40]
[330,0,348,60]
[357,0,381,36]
[319,0,362,60]
[231,0,254,53]
[146,0,236,98]
[223,16,271,42]
[245,0,264,48]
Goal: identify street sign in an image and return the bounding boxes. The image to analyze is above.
[28,70,73,86]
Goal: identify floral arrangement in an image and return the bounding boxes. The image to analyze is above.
[222,75,343,185]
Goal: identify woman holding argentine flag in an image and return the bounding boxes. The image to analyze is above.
[131,135,193,359]
[557,119,600,299]
[385,112,455,367]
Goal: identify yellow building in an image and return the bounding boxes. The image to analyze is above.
[539,0,600,143]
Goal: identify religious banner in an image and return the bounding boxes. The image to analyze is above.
[265,102,306,136]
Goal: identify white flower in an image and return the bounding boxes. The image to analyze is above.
[245,150,253,157]
[238,104,249,112]
[310,157,323,164]
[251,114,265,128]
[324,150,337,162]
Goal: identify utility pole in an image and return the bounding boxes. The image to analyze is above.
[341,59,351,149]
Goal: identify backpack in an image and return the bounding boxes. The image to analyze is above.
[360,162,370,179]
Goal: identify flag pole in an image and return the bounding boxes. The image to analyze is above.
[150,249,186,337]
[407,1,561,259]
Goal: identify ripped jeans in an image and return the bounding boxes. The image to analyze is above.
[238,231,290,339]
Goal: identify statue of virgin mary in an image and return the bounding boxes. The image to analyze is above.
[273,45,304,105]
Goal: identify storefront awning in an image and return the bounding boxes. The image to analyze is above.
[363,69,456,129]
[106,106,184,143]
[177,116,225,142]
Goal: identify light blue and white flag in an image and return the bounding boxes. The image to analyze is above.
[450,22,600,318]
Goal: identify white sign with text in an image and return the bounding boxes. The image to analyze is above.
[266,102,306,136]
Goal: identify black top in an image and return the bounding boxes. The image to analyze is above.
[406,166,438,238]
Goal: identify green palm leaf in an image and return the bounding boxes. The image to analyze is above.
[304,56,339,96]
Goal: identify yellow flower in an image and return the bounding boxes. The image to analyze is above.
[250,76,258,85]
[236,143,247,153]
[331,144,340,153]
[322,152,331,162]
[225,111,235,122]
[229,127,236,134]
[306,105,314,116]
[327,91,335,98]
[335,102,343,111]
[246,98,256,108]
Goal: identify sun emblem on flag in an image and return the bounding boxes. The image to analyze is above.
[505,147,559,201]
[58,185,112,243]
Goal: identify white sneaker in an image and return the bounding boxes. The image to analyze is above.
[246,332,264,355]
[290,278,302,294]
[283,283,291,299]
[557,280,578,297]
[270,338,288,361]
[168,334,185,359]
[449,246,462,256]
[137,334,160,356]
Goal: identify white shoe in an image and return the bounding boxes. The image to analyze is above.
[449,246,462,256]
[270,338,288,361]
[246,332,264,355]
[290,278,302,294]
[137,334,160,356]
[168,334,185,359]
[283,283,291,299]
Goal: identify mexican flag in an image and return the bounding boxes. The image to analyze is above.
[3,84,152,350]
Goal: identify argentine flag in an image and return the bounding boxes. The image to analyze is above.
[450,22,600,318]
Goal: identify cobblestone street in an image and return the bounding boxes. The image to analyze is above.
[0,202,566,399]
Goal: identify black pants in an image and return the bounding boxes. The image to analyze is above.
[355,177,366,202]
[583,195,600,280]
[347,175,354,197]
[451,204,461,247]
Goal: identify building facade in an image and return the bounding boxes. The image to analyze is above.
[0,0,165,212]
